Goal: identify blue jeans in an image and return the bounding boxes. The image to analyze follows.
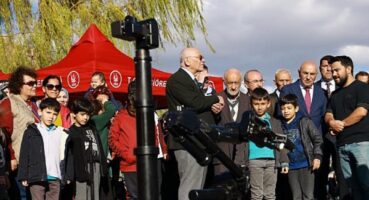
[338,141,369,200]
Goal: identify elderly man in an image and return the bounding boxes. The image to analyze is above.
[244,69,264,95]
[166,47,224,200]
[271,69,293,99]
[280,61,327,132]
[280,61,327,200]
[270,69,292,117]
[325,56,369,200]
[213,68,251,182]
[270,68,293,200]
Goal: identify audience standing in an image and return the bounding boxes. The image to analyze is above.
[65,99,108,200]
[280,94,323,200]
[166,47,224,200]
[270,69,292,117]
[214,68,251,183]
[325,56,369,200]
[39,75,72,128]
[280,61,327,132]
[244,69,264,96]
[57,88,70,107]
[242,88,288,200]
[109,81,167,200]
[18,98,68,200]
[272,69,293,200]
[0,66,40,200]
[355,71,369,84]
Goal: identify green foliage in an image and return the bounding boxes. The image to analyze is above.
[0,0,208,73]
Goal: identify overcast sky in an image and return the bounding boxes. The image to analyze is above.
[150,0,369,90]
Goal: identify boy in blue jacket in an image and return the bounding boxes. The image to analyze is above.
[279,94,323,200]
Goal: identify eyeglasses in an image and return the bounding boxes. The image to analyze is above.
[46,84,62,91]
[247,79,264,84]
[186,55,204,61]
[23,81,37,87]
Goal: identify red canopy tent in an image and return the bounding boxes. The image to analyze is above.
[36,24,223,100]
[0,70,9,81]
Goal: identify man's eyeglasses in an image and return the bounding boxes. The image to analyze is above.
[46,84,62,91]
[247,79,264,84]
[186,55,204,61]
[23,81,37,87]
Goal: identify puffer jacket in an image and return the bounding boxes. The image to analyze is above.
[298,117,323,166]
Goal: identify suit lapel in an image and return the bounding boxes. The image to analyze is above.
[236,94,249,122]
[294,81,308,115]
[221,92,233,122]
[178,68,202,93]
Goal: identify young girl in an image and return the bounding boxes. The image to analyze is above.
[65,99,108,200]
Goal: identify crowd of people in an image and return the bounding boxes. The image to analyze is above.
[0,47,368,200]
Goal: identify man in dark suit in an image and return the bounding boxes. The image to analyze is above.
[280,61,327,132]
[269,69,293,200]
[166,47,224,200]
[280,61,327,200]
[213,68,251,182]
[316,55,336,98]
[269,69,292,117]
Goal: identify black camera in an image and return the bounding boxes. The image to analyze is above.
[111,16,159,49]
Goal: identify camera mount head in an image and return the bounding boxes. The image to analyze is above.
[111,16,159,49]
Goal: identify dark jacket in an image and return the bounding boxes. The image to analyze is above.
[64,123,108,182]
[18,124,47,183]
[297,117,323,166]
[234,111,289,168]
[166,68,219,150]
[214,91,250,175]
[280,80,327,133]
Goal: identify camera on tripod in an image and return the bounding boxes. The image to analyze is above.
[111,16,159,49]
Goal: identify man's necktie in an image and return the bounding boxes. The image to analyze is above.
[305,87,311,114]
[326,82,332,97]
[227,97,239,122]
[230,106,236,121]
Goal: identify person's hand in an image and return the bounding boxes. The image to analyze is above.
[312,159,321,171]
[163,153,169,160]
[22,180,28,187]
[281,167,289,174]
[11,159,17,171]
[67,180,71,184]
[329,120,345,135]
[218,96,224,106]
[97,94,109,105]
[211,103,224,114]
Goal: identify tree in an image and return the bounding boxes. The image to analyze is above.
[0,0,209,72]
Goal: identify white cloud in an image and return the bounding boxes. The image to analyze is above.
[337,45,369,64]
[154,0,369,88]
